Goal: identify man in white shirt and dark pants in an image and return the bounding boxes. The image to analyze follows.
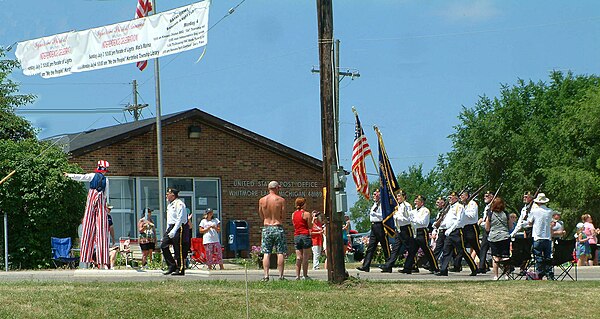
[527,193,554,280]
[357,189,390,272]
[436,191,478,276]
[161,188,190,276]
[380,190,417,274]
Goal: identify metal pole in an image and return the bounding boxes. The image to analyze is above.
[4,213,8,272]
[152,0,165,234]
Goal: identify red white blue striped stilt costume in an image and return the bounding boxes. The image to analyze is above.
[66,160,110,267]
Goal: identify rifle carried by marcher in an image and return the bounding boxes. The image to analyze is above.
[522,183,543,221]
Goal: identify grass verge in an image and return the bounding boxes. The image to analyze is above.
[0,279,597,318]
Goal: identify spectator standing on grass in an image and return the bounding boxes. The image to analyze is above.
[258,181,287,281]
[311,211,324,270]
[485,197,513,280]
[292,197,313,280]
[581,214,599,266]
[576,222,591,267]
[199,208,224,270]
[527,193,554,280]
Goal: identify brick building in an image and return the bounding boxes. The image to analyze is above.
[51,108,323,255]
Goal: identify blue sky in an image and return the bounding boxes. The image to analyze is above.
[3,0,600,206]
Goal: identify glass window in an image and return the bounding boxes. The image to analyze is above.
[140,178,163,238]
[167,178,193,192]
[108,177,136,240]
[111,211,136,239]
[195,179,220,212]
[109,178,135,210]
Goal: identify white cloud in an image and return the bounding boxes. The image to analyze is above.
[438,0,501,22]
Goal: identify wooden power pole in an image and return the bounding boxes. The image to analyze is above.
[316,0,346,283]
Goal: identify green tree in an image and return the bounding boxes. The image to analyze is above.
[0,48,86,269]
[438,71,600,230]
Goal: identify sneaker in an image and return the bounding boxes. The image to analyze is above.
[493,276,498,280]
[279,276,287,281]
[301,276,311,280]
[295,276,301,281]
[313,266,320,270]
[260,277,269,282]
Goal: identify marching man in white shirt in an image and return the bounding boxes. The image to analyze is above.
[380,190,417,274]
[161,188,190,276]
[411,195,439,273]
[436,191,478,276]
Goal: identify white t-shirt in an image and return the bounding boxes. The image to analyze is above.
[200,218,221,244]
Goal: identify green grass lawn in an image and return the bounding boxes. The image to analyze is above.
[0,279,597,318]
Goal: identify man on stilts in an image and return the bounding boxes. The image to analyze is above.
[65,160,110,269]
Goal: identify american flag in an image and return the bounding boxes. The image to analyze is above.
[351,113,372,200]
[135,0,153,71]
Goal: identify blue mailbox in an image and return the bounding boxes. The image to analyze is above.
[227,220,249,256]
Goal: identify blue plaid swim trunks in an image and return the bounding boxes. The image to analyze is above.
[261,225,287,254]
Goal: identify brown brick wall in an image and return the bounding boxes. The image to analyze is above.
[71,117,324,255]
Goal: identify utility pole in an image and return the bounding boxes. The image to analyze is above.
[124,80,148,121]
[316,0,346,283]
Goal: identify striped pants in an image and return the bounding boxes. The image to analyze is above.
[80,189,109,266]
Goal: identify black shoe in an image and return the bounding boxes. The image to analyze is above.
[356,266,370,272]
[449,267,462,273]
[399,268,412,274]
[429,269,439,274]
[477,268,487,274]
[380,267,392,273]
[163,267,176,275]
[412,268,420,273]
[171,271,185,276]
[469,271,478,276]
[435,271,448,276]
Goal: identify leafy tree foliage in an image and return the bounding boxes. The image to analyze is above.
[437,71,600,230]
[0,49,36,141]
[0,48,86,269]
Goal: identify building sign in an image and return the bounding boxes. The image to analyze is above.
[229,180,323,198]
[15,1,210,78]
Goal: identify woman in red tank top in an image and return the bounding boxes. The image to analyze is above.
[292,197,313,280]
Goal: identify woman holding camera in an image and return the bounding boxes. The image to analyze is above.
[485,197,513,280]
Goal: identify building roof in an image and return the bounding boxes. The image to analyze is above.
[46,108,322,170]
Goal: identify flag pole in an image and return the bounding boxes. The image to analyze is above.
[351,106,379,176]
[151,0,166,233]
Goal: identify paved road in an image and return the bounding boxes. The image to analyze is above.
[0,265,597,282]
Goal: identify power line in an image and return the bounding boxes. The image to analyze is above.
[15,108,124,114]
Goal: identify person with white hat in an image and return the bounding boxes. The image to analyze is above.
[65,159,111,269]
[527,192,554,280]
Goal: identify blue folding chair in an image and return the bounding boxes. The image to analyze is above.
[51,237,79,268]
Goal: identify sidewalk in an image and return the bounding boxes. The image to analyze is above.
[0,264,598,282]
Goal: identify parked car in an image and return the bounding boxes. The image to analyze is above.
[349,231,370,262]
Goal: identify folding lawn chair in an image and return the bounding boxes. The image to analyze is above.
[51,237,79,269]
[497,237,533,280]
[189,237,207,269]
[551,238,577,281]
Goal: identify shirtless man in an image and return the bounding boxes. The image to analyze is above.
[258,181,287,281]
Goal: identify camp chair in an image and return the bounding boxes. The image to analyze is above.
[497,237,533,280]
[189,237,207,269]
[119,237,132,267]
[551,238,577,281]
[51,237,79,269]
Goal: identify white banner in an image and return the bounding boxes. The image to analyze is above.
[16,1,210,78]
